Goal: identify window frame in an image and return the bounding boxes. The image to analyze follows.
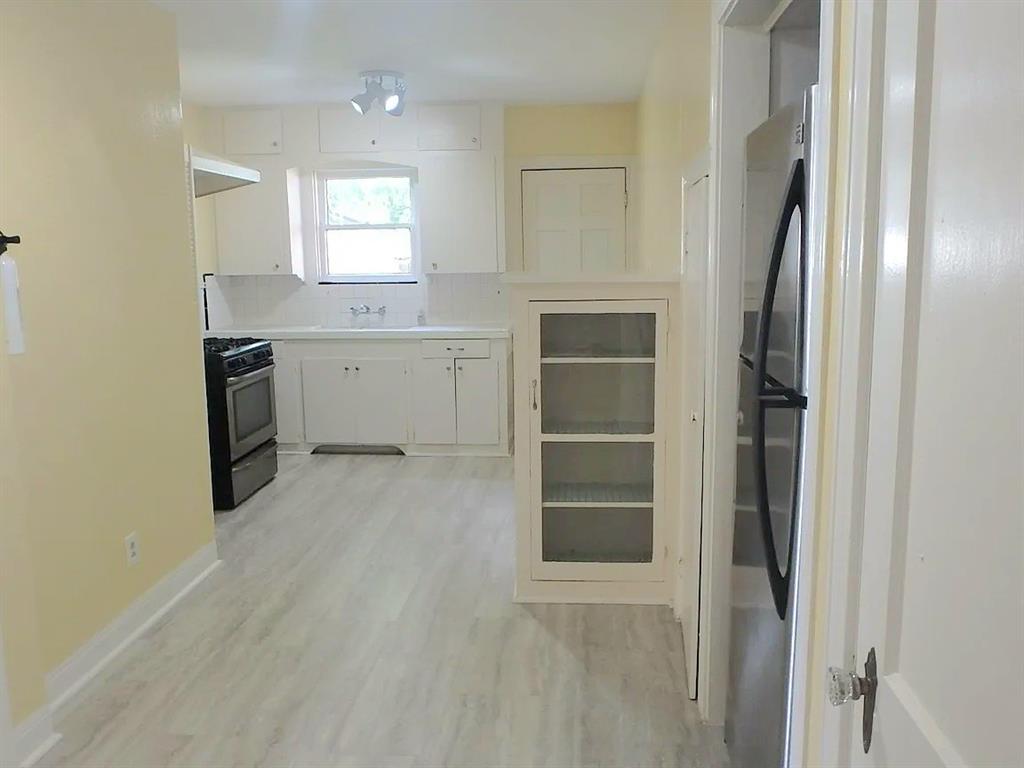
[313,169,419,284]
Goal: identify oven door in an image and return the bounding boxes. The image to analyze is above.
[225,363,277,461]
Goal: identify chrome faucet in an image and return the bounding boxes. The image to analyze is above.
[349,304,387,318]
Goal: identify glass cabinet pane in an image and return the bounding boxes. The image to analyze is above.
[542,507,654,563]
[541,313,655,358]
[542,442,653,504]
[541,362,655,435]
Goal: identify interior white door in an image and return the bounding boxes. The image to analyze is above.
[353,359,409,444]
[679,174,708,699]
[522,168,627,274]
[828,1,1024,765]
[412,358,457,444]
[301,358,357,443]
[455,357,499,445]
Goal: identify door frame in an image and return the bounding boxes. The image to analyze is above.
[699,3,838,763]
[676,149,709,700]
[815,0,885,762]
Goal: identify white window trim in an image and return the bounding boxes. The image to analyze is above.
[313,168,419,284]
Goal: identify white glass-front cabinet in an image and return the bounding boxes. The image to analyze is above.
[527,300,667,582]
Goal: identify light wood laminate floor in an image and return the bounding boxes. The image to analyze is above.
[42,455,727,768]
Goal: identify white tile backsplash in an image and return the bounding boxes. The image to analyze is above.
[204,274,507,330]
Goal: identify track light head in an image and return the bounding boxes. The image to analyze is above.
[350,89,375,115]
[351,70,407,116]
[384,81,406,116]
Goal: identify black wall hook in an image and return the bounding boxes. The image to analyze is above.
[0,231,21,257]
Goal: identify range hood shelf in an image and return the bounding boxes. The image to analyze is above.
[190,148,260,197]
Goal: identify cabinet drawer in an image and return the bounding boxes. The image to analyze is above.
[421,339,490,359]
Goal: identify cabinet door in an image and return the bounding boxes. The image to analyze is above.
[353,359,409,444]
[417,104,481,150]
[412,358,457,444]
[418,154,498,274]
[273,346,304,443]
[215,164,287,275]
[223,109,282,155]
[318,107,380,153]
[455,357,499,445]
[301,358,357,443]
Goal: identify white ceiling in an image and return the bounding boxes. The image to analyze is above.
[155,0,675,106]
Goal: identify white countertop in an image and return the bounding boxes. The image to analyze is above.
[204,324,510,340]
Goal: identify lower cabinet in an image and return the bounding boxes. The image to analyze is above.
[412,356,499,445]
[454,358,500,445]
[412,358,457,444]
[301,358,408,444]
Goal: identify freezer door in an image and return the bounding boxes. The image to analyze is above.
[739,100,805,384]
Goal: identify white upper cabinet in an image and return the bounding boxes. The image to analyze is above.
[319,106,419,153]
[223,109,282,155]
[318,106,379,152]
[418,153,498,274]
[417,104,481,150]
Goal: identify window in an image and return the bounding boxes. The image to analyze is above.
[315,171,416,282]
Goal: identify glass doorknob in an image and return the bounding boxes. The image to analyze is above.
[827,648,878,753]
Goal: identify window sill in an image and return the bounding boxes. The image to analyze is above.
[318,278,419,285]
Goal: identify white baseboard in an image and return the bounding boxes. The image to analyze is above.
[45,541,220,714]
[11,705,60,768]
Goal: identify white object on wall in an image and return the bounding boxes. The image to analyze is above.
[522,168,627,274]
[1,255,25,354]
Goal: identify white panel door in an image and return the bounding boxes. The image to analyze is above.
[679,174,708,699]
[522,168,626,274]
[353,359,408,444]
[455,357,499,445]
[223,109,282,155]
[318,107,379,153]
[301,358,357,443]
[418,154,498,273]
[412,358,456,444]
[417,104,481,150]
[826,1,1023,765]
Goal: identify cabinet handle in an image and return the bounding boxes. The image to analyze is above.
[457,365,463,372]
[531,379,538,411]
[446,365,452,371]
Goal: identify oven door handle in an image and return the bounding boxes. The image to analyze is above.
[225,363,275,388]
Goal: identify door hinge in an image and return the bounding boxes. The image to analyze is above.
[795,122,805,145]
[624,190,629,209]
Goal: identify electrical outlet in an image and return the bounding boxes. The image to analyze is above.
[124,532,139,566]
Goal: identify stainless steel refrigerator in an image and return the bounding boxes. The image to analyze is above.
[726,86,818,768]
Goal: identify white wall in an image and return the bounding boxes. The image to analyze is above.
[205,273,507,330]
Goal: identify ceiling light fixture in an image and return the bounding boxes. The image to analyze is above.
[351,70,406,117]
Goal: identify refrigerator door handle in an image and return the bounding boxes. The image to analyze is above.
[752,157,806,620]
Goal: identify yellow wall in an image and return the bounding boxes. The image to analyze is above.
[504,103,638,156]
[637,0,712,272]
[0,324,48,724]
[0,0,216,723]
[182,103,221,275]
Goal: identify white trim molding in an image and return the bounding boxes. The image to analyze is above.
[10,706,60,768]
[46,542,220,714]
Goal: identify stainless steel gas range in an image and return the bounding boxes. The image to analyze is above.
[203,337,277,510]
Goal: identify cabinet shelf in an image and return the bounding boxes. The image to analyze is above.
[542,482,653,507]
[541,420,655,440]
[541,356,655,365]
